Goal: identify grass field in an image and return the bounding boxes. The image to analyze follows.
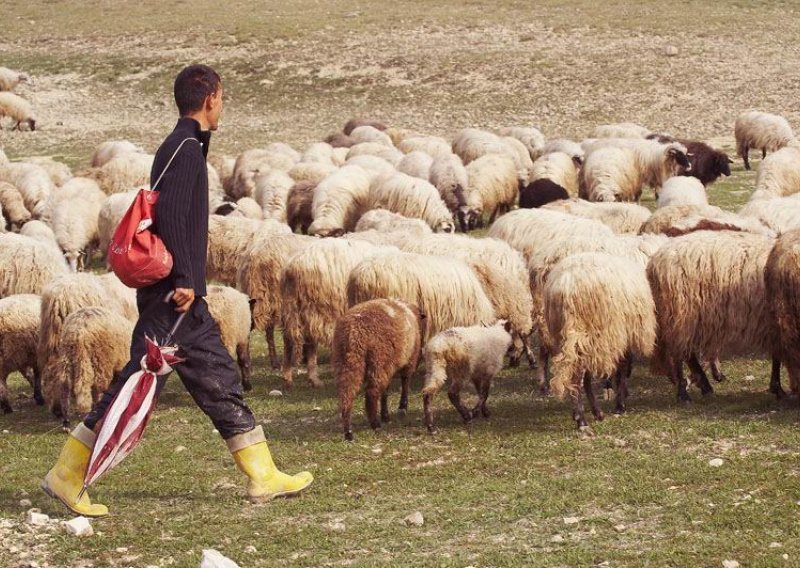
[2,1,800,566]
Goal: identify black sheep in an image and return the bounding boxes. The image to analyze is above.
[519,179,570,209]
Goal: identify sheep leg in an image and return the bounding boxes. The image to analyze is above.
[0,373,12,414]
[341,395,354,442]
[60,376,71,430]
[365,387,382,430]
[613,354,632,414]
[508,334,522,368]
[380,390,391,423]
[536,345,551,395]
[742,145,751,170]
[447,383,472,424]
[304,342,322,388]
[33,369,44,406]
[521,333,537,369]
[423,393,436,433]
[478,377,492,418]
[762,148,767,159]
[769,357,786,400]
[266,325,280,369]
[281,330,297,387]
[583,372,604,422]
[571,372,588,429]
[397,365,412,417]
[710,358,727,383]
[674,359,691,404]
[470,376,484,419]
[237,342,252,392]
[686,354,714,395]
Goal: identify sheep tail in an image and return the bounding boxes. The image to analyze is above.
[549,334,583,400]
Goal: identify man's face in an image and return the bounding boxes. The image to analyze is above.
[207,85,223,131]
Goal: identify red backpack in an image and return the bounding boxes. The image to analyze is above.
[108,138,197,288]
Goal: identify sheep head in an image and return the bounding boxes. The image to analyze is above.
[666,144,691,174]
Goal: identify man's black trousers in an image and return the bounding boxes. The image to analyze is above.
[83,287,256,439]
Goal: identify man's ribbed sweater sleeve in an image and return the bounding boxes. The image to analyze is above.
[156,149,201,291]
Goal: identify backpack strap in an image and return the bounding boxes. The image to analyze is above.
[151,137,199,190]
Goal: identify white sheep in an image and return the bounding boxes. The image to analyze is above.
[366,171,455,233]
[590,123,651,139]
[542,198,652,234]
[465,153,518,226]
[500,136,534,186]
[656,176,708,208]
[739,193,800,234]
[752,142,800,198]
[345,154,396,177]
[90,140,146,168]
[541,139,584,162]
[26,157,73,186]
[78,151,154,195]
[735,111,795,170]
[288,161,338,185]
[0,92,36,131]
[0,161,54,218]
[0,181,31,229]
[396,151,434,180]
[0,67,29,92]
[397,136,452,158]
[349,125,394,147]
[207,153,236,193]
[253,169,294,222]
[528,151,581,195]
[641,204,773,237]
[354,209,432,235]
[205,285,254,391]
[232,197,263,220]
[96,190,137,259]
[451,128,508,165]
[422,321,512,432]
[49,177,107,270]
[308,165,372,237]
[428,153,470,231]
[497,126,546,161]
[0,294,41,412]
[300,142,337,165]
[0,233,68,298]
[19,219,62,258]
[346,142,403,165]
[581,141,690,202]
[228,148,295,200]
[545,252,657,428]
[208,215,288,286]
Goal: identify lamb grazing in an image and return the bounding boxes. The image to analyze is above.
[0,161,54,218]
[735,111,795,170]
[97,190,137,258]
[641,204,773,237]
[333,299,425,440]
[590,122,651,139]
[228,148,295,200]
[205,285,254,392]
[0,181,31,229]
[309,165,372,237]
[354,209,432,235]
[366,171,455,233]
[347,251,496,340]
[343,118,387,136]
[428,153,470,231]
[581,141,690,202]
[288,161,338,185]
[237,232,315,370]
[739,192,800,234]
[529,151,581,196]
[350,125,394,147]
[465,154,518,227]
[77,151,154,195]
[324,131,357,148]
[286,180,316,234]
[0,294,41,412]
[451,128,508,165]
[680,140,732,186]
[346,142,403,165]
[545,253,657,429]
[752,143,800,198]
[397,136,452,158]
[207,215,279,286]
[657,176,708,208]
[497,126,546,161]
[49,177,107,270]
[281,239,392,387]
[764,229,800,396]
[0,92,36,131]
[396,151,434,180]
[541,139,584,163]
[0,233,68,298]
[90,140,146,168]
[519,179,570,209]
[47,307,133,427]
[0,67,29,92]
[422,321,512,432]
[542,198,652,234]
[345,154,396,177]
[647,231,782,402]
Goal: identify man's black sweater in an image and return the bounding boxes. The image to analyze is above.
[145,117,211,298]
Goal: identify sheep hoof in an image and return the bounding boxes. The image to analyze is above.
[613,405,626,415]
[578,425,595,437]
[481,407,491,419]
[309,379,324,389]
[344,431,354,442]
[770,386,788,400]
[1,402,12,414]
[678,396,692,405]
[381,415,391,424]
[34,394,45,406]
[397,408,407,418]
[242,381,253,392]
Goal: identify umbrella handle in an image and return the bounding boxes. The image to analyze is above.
[162,292,188,345]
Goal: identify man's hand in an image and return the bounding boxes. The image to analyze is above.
[172,288,195,313]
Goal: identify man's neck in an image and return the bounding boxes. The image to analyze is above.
[183,113,210,131]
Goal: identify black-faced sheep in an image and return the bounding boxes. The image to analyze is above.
[333,299,425,441]
[735,111,795,170]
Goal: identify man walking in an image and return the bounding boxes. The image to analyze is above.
[41,64,313,517]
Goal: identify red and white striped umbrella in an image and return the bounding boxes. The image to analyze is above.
[79,313,185,497]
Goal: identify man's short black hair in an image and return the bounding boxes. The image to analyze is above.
[174,64,221,116]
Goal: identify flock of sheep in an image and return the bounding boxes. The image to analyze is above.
[2,62,800,437]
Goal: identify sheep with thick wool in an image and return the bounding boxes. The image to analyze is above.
[0,294,41,412]
[207,215,287,286]
[581,140,690,202]
[300,142,337,165]
[500,136,534,186]
[281,239,393,387]
[231,197,263,220]
[543,198,652,234]
[90,140,145,168]
[205,285,254,392]
[642,204,773,237]
[519,179,570,209]
[647,231,782,402]
[354,209,432,235]
[50,177,106,271]
[47,306,133,426]
[0,233,68,298]
[422,321,512,432]
[228,148,296,200]
[764,229,800,396]
[739,192,800,234]
[0,181,31,229]
[288,161,338,185]
[735,111,795,170]
[345,154,396,177]
[529,151,581,196]
[343,118,388,135]
[334,299,425,440]
[0,92,36,131]
[590,123,651,139]
[286,180,316,234]
[497,127,546,161]
[253,169,294,222]
[97,190,137,258]
[397,151,434,180]
[0,161,54,218]
[752,142,800,198]
[398,136,452,158]
[545,253,657,428]
[542,139,584,162]
[27,157,72,187]
[366,171,455,233]
[0,67,29,92]
[465,153,518,227]
[656,176,708,208]
[347,251,496,341]
[350,125,394,147]
[19,220,62,258]
[346,142,403,165]
[428,153,470,231]
[236,231,315,369]
[77,151,153,195]
[308,165,372,237]
[451,128,508,165]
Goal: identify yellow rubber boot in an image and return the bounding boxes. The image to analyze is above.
[227,426,313,502]
[41,423,109,518]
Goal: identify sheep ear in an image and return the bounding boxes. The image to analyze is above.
[727,158,734,164]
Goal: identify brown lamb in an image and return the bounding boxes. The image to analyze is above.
[765,228,800,396]
[286,180,316,234]
[332,299,426,441]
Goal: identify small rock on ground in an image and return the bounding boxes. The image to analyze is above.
[708,458,724,467]
[404,511,424,526]
[200,549,240,568]
[26,511,50,526]
[63,516,93,537]
[268,390,283,397]
[563,516,580,524]
[723,561,740,568]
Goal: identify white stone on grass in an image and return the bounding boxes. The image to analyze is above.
[200,549,240,568]
[63,516,93,537]
[403,511,424,526]
[708,458,724,467]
